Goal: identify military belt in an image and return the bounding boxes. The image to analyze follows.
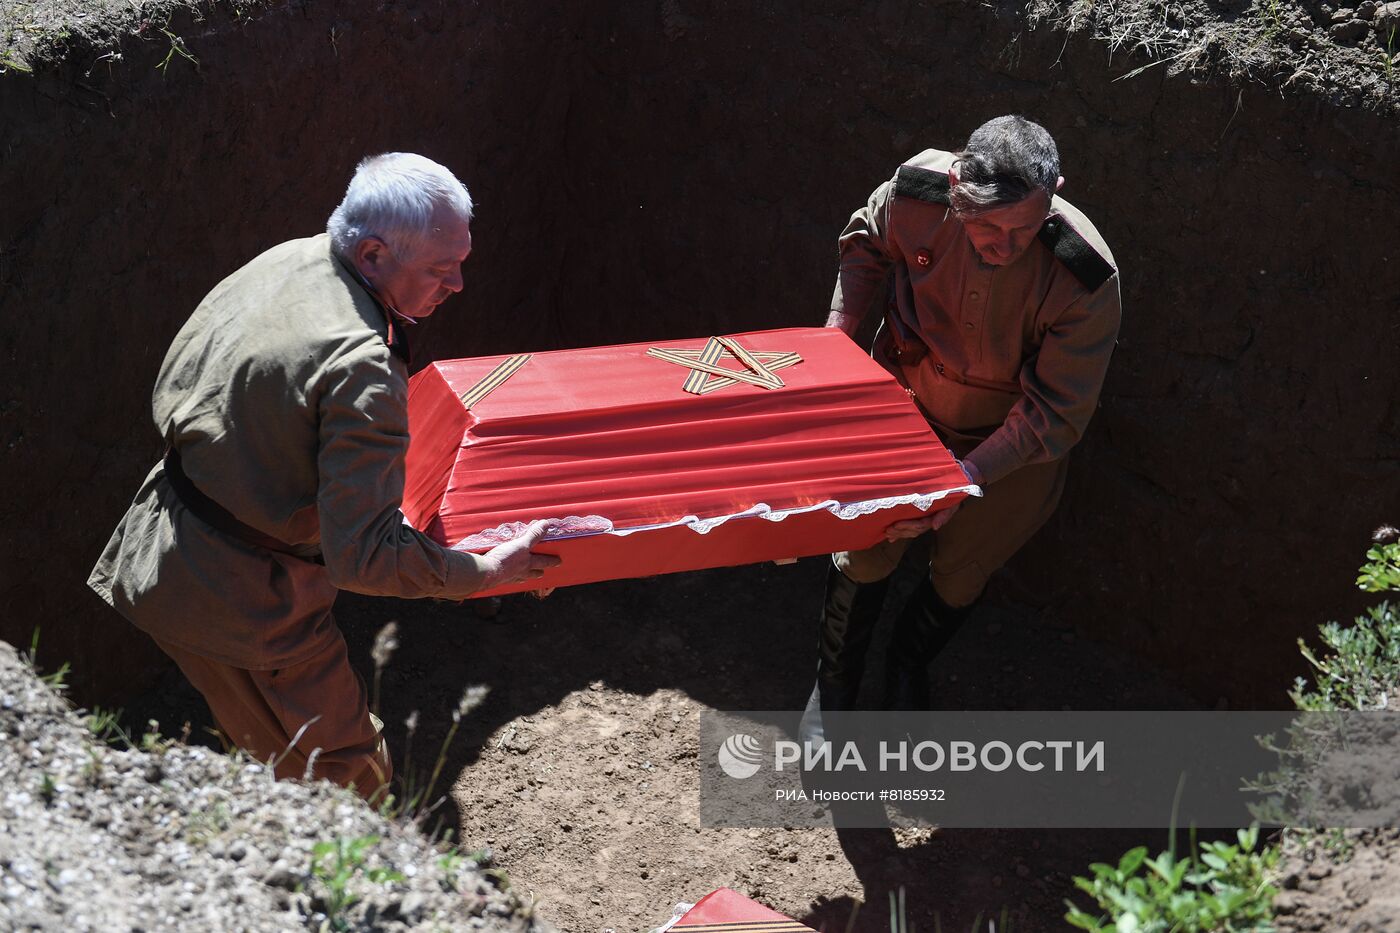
[163,447,324,564]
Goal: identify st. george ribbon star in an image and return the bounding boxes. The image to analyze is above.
[646,336,804,395]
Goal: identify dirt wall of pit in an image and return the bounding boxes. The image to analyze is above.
[2,0,1396,707]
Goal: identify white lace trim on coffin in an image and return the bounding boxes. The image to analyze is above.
[449,485,982,550]
[453,515,615,550]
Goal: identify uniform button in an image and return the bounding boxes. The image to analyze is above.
[969,291,980,300]
[915,248,931,266]
[964,321,975,329]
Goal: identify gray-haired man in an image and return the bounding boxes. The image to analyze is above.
[812,116,1121,714]
[90,153,558,798]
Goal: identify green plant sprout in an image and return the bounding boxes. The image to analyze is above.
[156,28,198,74]
[1065,825,1279,931]
[307,834,404,932]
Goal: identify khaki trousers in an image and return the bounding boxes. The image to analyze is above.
[153,627,392,801]
[835,454,1069,607]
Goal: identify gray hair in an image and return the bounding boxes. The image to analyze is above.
[950,116,1060,214]
[326,152,473,259]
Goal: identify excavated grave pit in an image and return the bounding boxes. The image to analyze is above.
[1,0,1396,731]
[3,2,1400,929]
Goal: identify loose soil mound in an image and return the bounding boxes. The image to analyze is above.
[324,563,1211,932]
[6,1,1398,112]
[0,640,550,932]
[0,0,268,72]
[1031,0,1400,112]
[1275,829,1400,930]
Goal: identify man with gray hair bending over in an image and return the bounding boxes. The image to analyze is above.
[90,153,558,799]
[810,116,1121,719]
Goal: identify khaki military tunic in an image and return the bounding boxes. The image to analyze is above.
[89,234,491,671]
[831,149,1121,603]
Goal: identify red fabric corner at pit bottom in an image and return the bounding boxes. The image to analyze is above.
[403,327,974,597]
[674,887,817,929]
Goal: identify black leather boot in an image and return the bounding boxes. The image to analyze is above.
[800,564,892,828]
[814,563,891,712]
[883,578,976,710]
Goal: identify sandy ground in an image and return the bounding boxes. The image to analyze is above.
[109,550,1400,930]
[132,554,1210,930]
[1275,828,1400,931]
[329,557,1209,933]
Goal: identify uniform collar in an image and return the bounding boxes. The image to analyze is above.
[335,252,413,366]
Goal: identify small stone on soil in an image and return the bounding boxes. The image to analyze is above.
[1331,19,1372,40]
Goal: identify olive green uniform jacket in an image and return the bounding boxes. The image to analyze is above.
[89,234,490,670]
[832,148,1122,485]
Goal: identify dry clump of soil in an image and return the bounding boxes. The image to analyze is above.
[0,640,551,933]
[1029,0,1400,111]
[1273,828,1400,930]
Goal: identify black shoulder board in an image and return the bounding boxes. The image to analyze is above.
[894,165,950,205]
[1038,216,1114,292]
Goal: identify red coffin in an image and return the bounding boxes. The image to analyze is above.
[402,327,977,597]
[667,887,817,931]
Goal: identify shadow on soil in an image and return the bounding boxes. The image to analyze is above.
[124,548,1207,930]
